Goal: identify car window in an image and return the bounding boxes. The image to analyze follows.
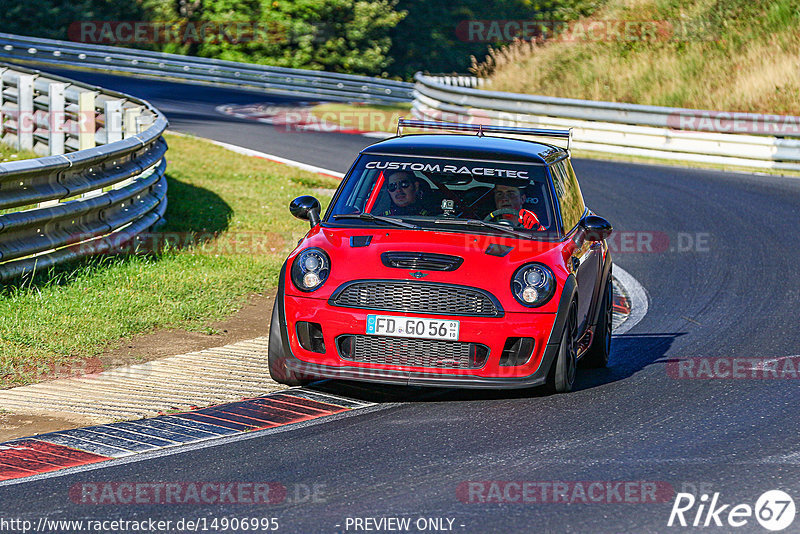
[326,154,558,237]
[550,159,585,233]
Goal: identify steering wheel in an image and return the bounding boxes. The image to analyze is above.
[483,208,519,226]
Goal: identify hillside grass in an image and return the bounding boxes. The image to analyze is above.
[476,0,800,114]
[0,133,339,388]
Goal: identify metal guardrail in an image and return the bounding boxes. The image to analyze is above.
[0,62,168,280]
[0,33,414,104]
[414,73,800,171]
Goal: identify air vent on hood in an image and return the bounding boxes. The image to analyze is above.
[350,236,373,247]
[380,252,464,271]
[485,244,513,257]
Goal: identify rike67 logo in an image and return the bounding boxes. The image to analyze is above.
[668,490,795,531]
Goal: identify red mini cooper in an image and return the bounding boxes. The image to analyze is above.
[268,120,613,392]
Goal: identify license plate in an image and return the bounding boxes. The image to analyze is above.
[366,315,459,341]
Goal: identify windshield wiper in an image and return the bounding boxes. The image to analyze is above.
[433,218,534,239]
[332,213,419,229]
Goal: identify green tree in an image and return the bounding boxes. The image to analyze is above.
[151,0,406,75]
[387,0,600,78]
[1,0,148,40]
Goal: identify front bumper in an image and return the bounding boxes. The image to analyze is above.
[281,294,561,388]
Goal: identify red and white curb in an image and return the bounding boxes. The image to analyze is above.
[0,389,372,483]
[611,265,649,335]
[0,337,288,423]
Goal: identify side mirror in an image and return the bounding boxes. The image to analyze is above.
[290,195,322,227]
[582,215,613,241]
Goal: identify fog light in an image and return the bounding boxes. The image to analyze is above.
[522,286,538,303]
[303,272,320,288]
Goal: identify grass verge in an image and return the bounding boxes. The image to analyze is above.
[0,132,339,388]
[0,143,38,163]
[310,102,412,133]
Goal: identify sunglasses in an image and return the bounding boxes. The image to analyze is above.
[387,180,411,192]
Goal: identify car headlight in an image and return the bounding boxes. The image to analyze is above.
[291,248,330,292]
[511,263,555,307]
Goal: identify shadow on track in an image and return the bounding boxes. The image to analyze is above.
[307,332,685,403]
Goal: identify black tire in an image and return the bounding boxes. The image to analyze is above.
[545,300,578,393]
[268,296,308,386]
[581,274,613,369]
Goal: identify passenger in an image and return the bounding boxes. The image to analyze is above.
[382,171,428,216]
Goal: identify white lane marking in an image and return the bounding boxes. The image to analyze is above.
[611,266,650,335]
[0,402,392,488]
[168,131,345,179]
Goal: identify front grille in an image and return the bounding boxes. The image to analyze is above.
[337,335,489,369]
[330,281,502,317]
[381,252,463,271]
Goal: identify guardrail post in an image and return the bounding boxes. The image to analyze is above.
[17,74,34,151]
[78,90,96,150]
[0,69,5,140]
[136,114,153,134]
[124,107,142,138]
[104,100,123,144]
[48,82,66,155]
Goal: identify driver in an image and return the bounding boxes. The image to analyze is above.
[490,185,543,230]
[382,171,428,216]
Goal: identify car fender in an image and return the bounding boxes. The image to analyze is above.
[274,260,295,361]
[587,250,613,331]
[538,273,578,377]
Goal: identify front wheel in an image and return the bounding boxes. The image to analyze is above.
[268,296,308,386]
[545,301,578,393]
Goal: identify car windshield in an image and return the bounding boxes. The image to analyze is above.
[326,154,557,238]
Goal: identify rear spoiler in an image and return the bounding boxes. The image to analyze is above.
[397,119,572,150]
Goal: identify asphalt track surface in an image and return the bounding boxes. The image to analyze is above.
[2,69,799,533]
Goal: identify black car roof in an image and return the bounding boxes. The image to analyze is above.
[360,134,567,165]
